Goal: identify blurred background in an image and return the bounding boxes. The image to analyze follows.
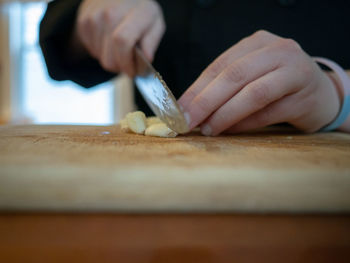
[0,0,134,126]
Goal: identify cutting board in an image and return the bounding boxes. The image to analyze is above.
[0,125,349,213]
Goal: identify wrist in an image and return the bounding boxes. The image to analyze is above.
[320,70,342,126]
[326,71,344,102]
[313,57,350,133]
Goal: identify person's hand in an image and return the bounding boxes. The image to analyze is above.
[178,30,342,135]
[75,0,165,76]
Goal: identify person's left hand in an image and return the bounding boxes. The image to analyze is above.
[178,30,342,135]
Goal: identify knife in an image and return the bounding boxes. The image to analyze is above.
[134,47,190,134]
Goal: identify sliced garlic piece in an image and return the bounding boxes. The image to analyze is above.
[126,111,147,134]
[146,116,163,127]
[145,123,178,138]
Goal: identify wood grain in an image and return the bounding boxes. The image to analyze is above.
[0,125,350,212]
[0,213,349,263]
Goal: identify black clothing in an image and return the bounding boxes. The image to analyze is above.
[40,0,350,115]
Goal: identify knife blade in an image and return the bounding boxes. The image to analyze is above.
[134,47,190,134]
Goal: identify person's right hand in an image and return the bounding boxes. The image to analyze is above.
[75,0,165,76]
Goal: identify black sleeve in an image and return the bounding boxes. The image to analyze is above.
[39,0,115,88]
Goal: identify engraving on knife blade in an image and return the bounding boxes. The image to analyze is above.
[134,47,189,133]
[135,72,184,131]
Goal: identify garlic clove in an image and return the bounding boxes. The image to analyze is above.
[145,123,178,138]
[126,111,147,134]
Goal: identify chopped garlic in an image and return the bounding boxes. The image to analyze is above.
[126,111,147,134]
[120,112,178,138]
[146,116,163,127]
[145,123,178,138]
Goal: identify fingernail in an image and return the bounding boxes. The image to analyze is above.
[184,112,191,126]
[201,124,212,136]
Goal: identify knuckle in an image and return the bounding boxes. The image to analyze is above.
[224,63,246,83]
[250,83,270,106]
[101,8,114,23]
[100,57,115,72]
[148,0,162,15]
[211,110,232,133]
[86,15,98,29]
[276,38,301,53]
[247,30,279,46]
[184,89,197,101]
[207,56,228,78]
[77,15,92,32]
[112,31,130,47]
[252,30,270,39]
[139,0,159,17]
[193,95,211,114]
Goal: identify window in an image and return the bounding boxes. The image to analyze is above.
[22,2,115,125]
[0,1,137,126]
[1,1,135,125]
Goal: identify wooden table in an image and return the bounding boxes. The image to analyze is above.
[0,213,349,263]
[0,125,350,262]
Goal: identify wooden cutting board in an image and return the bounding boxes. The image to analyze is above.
[0,125,349,213]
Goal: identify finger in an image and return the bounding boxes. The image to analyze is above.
[100,34,119,72]
[200,68,302,136]
[184,44,284,130]
[225,92,304,133]
[112,2,159,76]
[78,3,129,61]
[178,30,280,109]
[94,8,122,60]
[99,9,131,72]
[140,17,166,62]
[91,12,105,58]
[98,6,137,71]
[77,12,100,58]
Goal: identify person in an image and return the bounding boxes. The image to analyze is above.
[40,0,350,135]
